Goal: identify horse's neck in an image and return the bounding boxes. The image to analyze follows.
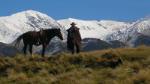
[46,31,56,40]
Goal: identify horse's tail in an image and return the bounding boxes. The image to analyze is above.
[14,34,24,47]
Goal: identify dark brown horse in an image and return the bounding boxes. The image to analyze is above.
[15,28,63,56]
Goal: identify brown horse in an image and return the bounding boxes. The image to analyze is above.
[15,28,63,56]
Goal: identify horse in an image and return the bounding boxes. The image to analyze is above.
[15,28,63,57]
[67,27,82,54]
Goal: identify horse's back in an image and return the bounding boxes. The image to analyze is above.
[22,31,40,42]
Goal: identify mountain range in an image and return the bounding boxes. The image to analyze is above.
[0,10,150,56]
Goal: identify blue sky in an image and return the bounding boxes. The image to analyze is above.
[0,0,150,21]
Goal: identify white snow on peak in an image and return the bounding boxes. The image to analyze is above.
[99,20,131,30]
[58,17,150,44]
[0,10,62,43]
[1,10,150,45]
[106,17,150,43]
[58,18,130,40]
[58,18,108,39]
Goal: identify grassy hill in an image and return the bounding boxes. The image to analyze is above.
[0,46,150,84]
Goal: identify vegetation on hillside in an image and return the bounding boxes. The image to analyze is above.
[0,46,150,84]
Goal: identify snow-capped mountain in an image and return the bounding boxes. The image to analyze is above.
[106,17,150,46]
[58,17,150,47]
[58,18,130,40]
[0,10,150,55]
[0,10,64,43]
[1,10,148,45]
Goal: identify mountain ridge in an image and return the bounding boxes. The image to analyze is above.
[1,10,149,44]
[0,10,150,55]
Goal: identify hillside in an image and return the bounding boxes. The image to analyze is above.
[0,46,150,84]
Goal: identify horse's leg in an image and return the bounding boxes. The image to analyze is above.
[23,44,28,56]
[29,44,33,57]
[42,43,47,57]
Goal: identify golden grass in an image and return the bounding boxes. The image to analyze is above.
[0,46,150,84]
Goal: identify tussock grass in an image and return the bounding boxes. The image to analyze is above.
[0,46,150,84]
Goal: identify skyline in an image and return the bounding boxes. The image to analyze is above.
[0,0,150,21]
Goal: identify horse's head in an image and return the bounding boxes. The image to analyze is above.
[55,29,63,40]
